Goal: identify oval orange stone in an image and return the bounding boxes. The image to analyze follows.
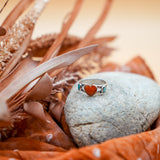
[84,85,97,96]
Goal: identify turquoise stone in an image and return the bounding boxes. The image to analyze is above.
[78,84,81,90]
[103,87,106,93]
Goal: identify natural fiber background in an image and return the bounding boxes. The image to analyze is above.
[0,0,160,81]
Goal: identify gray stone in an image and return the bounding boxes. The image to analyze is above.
[64,72,160,147]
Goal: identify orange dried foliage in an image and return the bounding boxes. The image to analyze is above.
[0,150,63,160]
[0,137,65,152]
[13,112,76,150]
[100,56,155,80]
[49,127,160,160]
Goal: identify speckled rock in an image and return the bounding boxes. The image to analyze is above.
[64,72,160,147]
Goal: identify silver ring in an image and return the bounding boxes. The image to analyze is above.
[78,79,107,96]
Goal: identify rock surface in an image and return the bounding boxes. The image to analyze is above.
[64,72,160,147]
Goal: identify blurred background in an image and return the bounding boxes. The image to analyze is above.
[0,0,160,81]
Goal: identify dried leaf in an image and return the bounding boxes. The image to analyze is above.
[26,73,53,101]
[0,150,63,160]
[0,120,10,128]
[100,56,155,80]
[78,0,113,48]
[0,155,16,160]
[125,56,155,79]
[0,57,38,92]
[51,127,160,160]
[14,112,76,149]
[40,0,83,63]
[23,102,46,121]
[49,102,64,122]
[91,36,116,44]
[0,137,65,151]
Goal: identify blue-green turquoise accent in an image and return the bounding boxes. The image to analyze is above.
[103,87,106,93]
[78,84,81,90]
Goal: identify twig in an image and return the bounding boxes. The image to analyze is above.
[0,0,9,14]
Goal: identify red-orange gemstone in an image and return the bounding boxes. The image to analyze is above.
[84,85,97,96]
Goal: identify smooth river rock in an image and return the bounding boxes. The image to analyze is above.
[64,72,160,147]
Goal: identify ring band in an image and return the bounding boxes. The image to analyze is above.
[78,79,107,96]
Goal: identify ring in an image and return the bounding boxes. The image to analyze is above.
[78,79,107,96]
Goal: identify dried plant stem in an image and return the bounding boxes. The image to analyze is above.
[0,0,9,14]
[78,0,113,48]
[0,45,96,120]
[1,0,34,30]
[0,31,33,79]
[91,36,116,44]
[40,0,83,64]
[0,0,49,77]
